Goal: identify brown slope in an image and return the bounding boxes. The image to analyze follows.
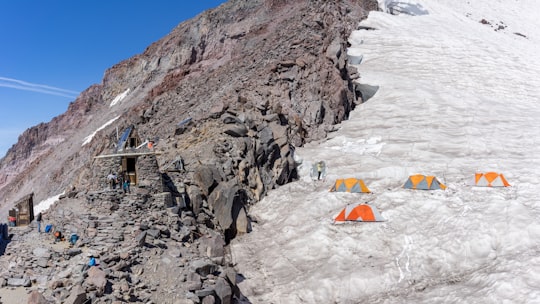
[0,0,378,224]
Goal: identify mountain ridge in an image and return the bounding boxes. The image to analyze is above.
[0,0,380,302]
[1,0,377,216]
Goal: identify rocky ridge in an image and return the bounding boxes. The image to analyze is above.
[1,187,238,303]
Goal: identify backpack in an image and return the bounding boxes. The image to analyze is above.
[44,224,53,233]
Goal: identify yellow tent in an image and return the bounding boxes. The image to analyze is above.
[329,178,371,193]
[403,174,446,190]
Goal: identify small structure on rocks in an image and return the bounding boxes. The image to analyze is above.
[94,126,163,192]
[7,192,34,226]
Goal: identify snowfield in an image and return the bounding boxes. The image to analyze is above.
[231,0,540,303]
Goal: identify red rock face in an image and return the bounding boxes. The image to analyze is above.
[0,0,378,217]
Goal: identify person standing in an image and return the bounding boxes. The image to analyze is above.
[123,179,131,194]
[8,216,16,227]
[107,172,118,189]
[36,212,42,232]
[317,161,323,180]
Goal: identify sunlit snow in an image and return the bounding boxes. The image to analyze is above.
[110,88,130,107]
[33,192,64,215]
[231,0,540,303]
[81,116,120,146]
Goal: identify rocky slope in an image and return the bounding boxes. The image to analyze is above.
[0,0,378,303]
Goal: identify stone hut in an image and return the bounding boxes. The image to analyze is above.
[94,126,163,193]
[8,192,34,226]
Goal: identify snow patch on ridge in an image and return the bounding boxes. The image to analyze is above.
[34,192,64,214]
[110,88,130,107]
[82,116,120,146]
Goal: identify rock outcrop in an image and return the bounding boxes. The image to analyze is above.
[0,187,239,303]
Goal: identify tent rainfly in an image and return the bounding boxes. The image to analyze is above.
[329,178,371,193]
[403,174,446,190]
[334,203,385,222]
[474,172,510,187]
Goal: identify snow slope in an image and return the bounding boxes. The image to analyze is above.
[231,1,540,303]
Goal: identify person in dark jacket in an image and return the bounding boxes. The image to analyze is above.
[36,212,42,232]
[123,179,131,194]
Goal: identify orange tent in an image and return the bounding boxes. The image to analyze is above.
[334,203,385,222]
[474,172,510,187]
[329,178,371,193]
[403,174,446,190]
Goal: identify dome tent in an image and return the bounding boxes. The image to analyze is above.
[403,174,446,190]
[329,178,371,193]
[334,203,385,222]
[474,172,510,187]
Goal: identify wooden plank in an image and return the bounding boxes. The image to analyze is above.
[94,151,161,159]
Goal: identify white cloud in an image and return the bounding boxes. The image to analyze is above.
[0,77,79,99]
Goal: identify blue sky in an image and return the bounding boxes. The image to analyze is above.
[0,1,226,158]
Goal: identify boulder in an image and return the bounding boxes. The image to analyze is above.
[193,165,220,197]
[191,259,219,277]
[27,290,49,304]
[7,277,31,287]
[187,186,204,215]
[223,124,248,137]
[33,247,51,258]
[135,231,147,247]
[214,277,233,304]
[207,181,238,231]
[85,267,107,296]
[198,234,225,258]
[63,285,87,304]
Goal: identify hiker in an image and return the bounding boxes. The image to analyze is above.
[107,172,118,189]
[69,233,79,246]
[317,161,323,180]
[123,179,131,194]
[8,216,16,227]
[54,230,63,243]
[36,212,42,232]
[82,255,97,273]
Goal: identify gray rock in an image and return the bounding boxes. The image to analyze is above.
[198,235,225,258]
[186,280,203,291]
[33,247,51,258]
[135,231,147,247]
[36,257,49,268]
[191,259,218,277]
[27,290,49,304]
[187,186,204,215]
[214,277,233,304]
[193,165,220,197]
[66,248,83,257]
[257,125,274,145]
[146,229,161,239]
[201,295,216,304]
[222,114,241,124]
[7,277,31,287]
[85,266,107,296]
[195,288,215,299]
[64,285,87,304]
[207,181,239,232]
[223,124,248,137]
